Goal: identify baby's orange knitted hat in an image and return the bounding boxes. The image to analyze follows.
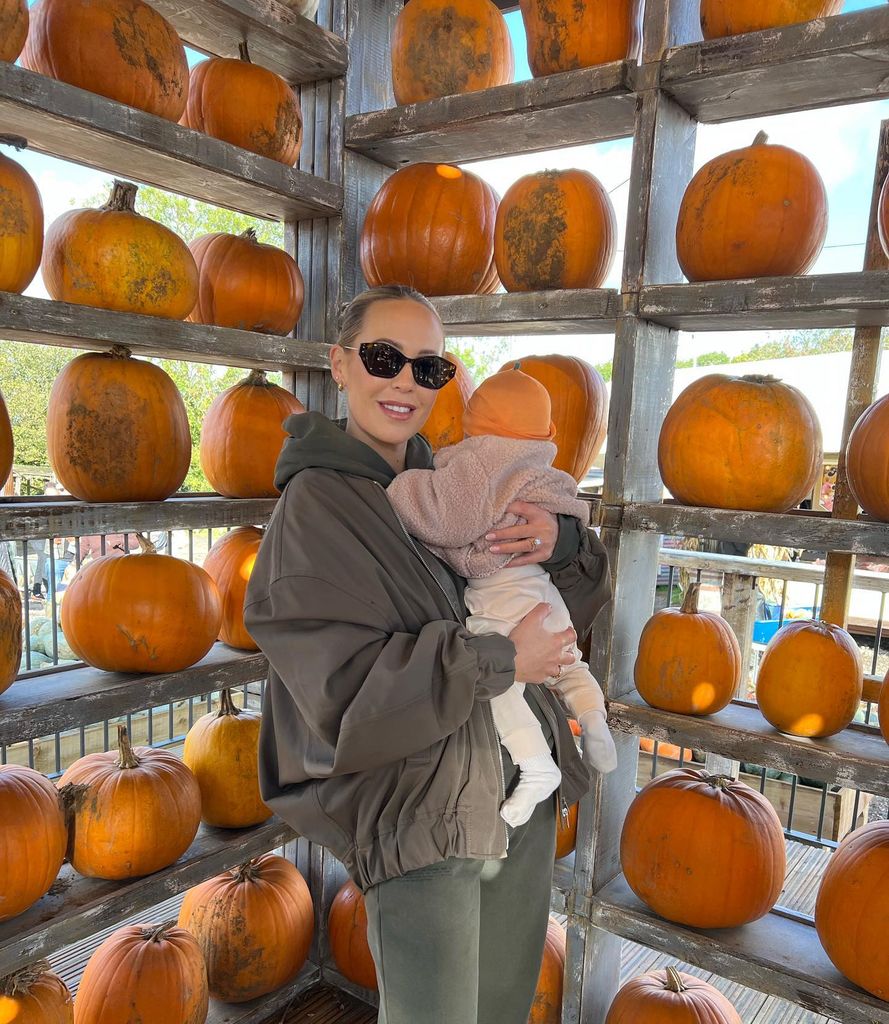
[462,364,556,441]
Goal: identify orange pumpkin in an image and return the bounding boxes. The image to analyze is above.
[605,967,742,1023]
[420,351,475,451]
[201,527,263,650]
[815,819,889,1001]
[58,725,201,880]
[880,174,889,261]
[61,535,222,674]
[494,169,616,293]
[328,880,377,991]
[178,854,313,1002]
[0,145,43,294]
[42,180,198,319]
[520,0,640,76]
[22,0,188,121]
[529,917,566,1024]
[620,769,786,928]
[555,802,578,860]
[880,669,889,746]
[638,737,694,762]
[0,962,73,1024]
[846,392,889,521]
[0,388,12,490]
[502,355,608,481]
[756,619,862,738]
[0,765,67,922]
[391,0,513,105]
[188,229,304,333]
[658,374,822,512]
[635,583,741,716]
[182,687,270,828]
[360,163,500,297]
[74,922,208,1024]
[0,0,28,62]
[676,132,828,281]
[182,45,302,165]
[701,0,843,39]
[0,567,21,696]
[200,371,305,498]
[47,346,191,502]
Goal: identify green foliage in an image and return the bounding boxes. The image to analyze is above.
[0,342,73,466]
[729,328,855,363]
[675,357,693,368]
[447,337,512,385]
[697,350,730,366]
[594,361,612,382]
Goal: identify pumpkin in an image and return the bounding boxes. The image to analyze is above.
[360,163,500,297]
[0,765,66,922]
[658,373,822,512]
[520,0,640,76]
[755,619,862,738]
[620,769,786,928]
[391,0,513,105]
[0,962,73,1024]
[494,169,616,293]
[638,737,695,762]
[0,0,28,62]
[42,180,198,319]
[178,854,313,1002]
[22,0,188,121]
[188,229,304,334]
[60,535,222,674]
[555,802,578,860]
[420,351,475,451]
[182,687,270,828]
[880,174,889,261]
[182,44,302,165]
[676,132,828,281]
[201,528,263,650]
[58,725,201,880]
[200,371,305,498]
[47,346,191,502]
[74,922,208,1024]
[605,966,742,1023]
[0,144,43,294]
[880,669,889,746]
[529,917,566,1024]
[634,583,741,716]
[0,568,21,696]
[501,355,608,481]
[0,388,12,491]
[328,880,377,991]
[815,819,889,1001]
[701,0,843,39]
[846,392,889,521]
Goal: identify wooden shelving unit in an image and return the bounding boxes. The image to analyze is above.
[433,289,620,336]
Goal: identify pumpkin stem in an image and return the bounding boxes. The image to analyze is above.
[134,533,157,556]
[245,368,269,387]
[239,40,252,63]
[753,130,769,146]
[741,374,780,384]
[512,361,521,370]
[0,135,28,151]
[664,967,687,993]
[142,920,177,943]
[704,773,733,791]
[217,687,242,718]
[233,859,261,883]
[59,781,91,822]
[107,344,132,360]
[679,583,700,614]
[240,227,259,243]
[0,960,53,997]
[116,725,141,770]
[103,180,139,213]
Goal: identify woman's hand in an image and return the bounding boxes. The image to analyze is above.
[487,502,558,566]
[509,603,576,683]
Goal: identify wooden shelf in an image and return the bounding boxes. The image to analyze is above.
[0,293,330,372]
[206,965,322,1023]
[609,694,889,797]
[663,6,889,123]
[148,0,346,85]
[591,875,889,1024]
[0,817,296,976]
[345,62,636,167]
[638,272,889,331]
[0,646,268,747]
[434,289,619,336]
[0,64,343,222]
[0,494,278,542]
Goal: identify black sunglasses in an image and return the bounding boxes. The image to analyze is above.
[343,341,456,391]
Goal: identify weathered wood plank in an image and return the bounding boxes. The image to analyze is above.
[608,693,889,796]
[344,63,636,167]
[0,63,342,222]
[205,965,322,1023]
[434,290,620,336]
[592,875,889,1024]
[664,6,889,123]
[639,272,889,331]
[148,0,346,85]
[0,646,268,747]
[0,292,329,372]
[0,818,296,976]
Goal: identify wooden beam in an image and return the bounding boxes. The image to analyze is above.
[434,290,620,337]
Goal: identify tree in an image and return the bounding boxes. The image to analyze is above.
[447,337,512,385]
[0,342,73,468]
[698,350,730,365]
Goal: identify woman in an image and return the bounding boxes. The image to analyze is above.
[245,285,611,1024]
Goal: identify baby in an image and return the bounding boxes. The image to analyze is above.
[387,365,617,828]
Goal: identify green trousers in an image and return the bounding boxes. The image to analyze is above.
[364,793,557,1024]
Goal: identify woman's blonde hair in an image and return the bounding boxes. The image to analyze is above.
[338,285,441,348]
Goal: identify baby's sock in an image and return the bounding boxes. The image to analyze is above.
[578,710,618,774]
[500,753,562,828]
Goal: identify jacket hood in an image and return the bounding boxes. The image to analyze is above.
[275,411,434,490]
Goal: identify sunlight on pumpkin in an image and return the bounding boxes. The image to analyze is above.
[238,553,258,581]
[783,712,825,736]
[435,165,462,180]
[691,681,718,711]
[0,996,24,1022]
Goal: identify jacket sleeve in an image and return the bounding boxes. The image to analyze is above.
[545,519,612,641]
[245,574,516,777]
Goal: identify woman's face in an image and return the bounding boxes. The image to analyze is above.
[331,298,446,449]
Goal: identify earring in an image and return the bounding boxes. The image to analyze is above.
[337,380,345,392]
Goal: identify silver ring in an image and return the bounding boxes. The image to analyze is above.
[556,664,563,677]
[531,537,542,549]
